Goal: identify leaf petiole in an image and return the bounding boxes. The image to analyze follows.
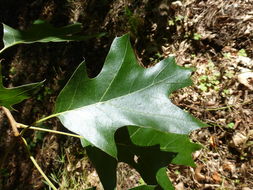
[34,113,60,124]
[18,123,83,139]
[21,137,58,190]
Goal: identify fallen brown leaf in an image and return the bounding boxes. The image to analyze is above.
[212,171,222,184]
[238,72,253,90]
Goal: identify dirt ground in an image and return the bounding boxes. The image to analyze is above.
[0,0,252,189]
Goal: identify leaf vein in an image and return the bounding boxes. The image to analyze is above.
[99,41,129,101]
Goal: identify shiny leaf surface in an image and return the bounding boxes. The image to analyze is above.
[54,34,205,158]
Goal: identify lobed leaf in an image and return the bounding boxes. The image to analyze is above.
[54,34,205,158]
[1,20,103,53]
[128,127,202,166]
[85,126,200,189]
[86,127,176,190]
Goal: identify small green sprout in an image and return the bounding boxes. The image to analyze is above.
[221,89,232,97]
[223,89,229,94]
[168,20,175,26]
[199,75,208,81]
[175,15,184,22]
[238,49,247,57]
[198,83,208,92]
[191,54,196,58]
[223,53,231,59]
[193,33,202,40]
[214,86,220,91]
[227,122,235,129]
[9,67,16,75]
[224,70,234,79]
[174,170,181,175]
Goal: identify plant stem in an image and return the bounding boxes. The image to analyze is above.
[34,113,59,124]
[205,99,252,111]
[21,137,58,190]
[18,123,83,139]
[205,105,233,111]
[0,47,8,55]
[1,107,58,190]
[1,106,20,136]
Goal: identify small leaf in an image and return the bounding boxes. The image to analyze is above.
[1,20,104,53]
[53,34,205,158]
[238,49,247,57]
[0,65,43,109]
[227,122,235,129]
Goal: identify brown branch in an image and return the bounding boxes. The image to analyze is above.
[0,106,57,189]
[1,106,20,137]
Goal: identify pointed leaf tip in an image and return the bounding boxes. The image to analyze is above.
[0,68,43,109]
[1,20,103,54]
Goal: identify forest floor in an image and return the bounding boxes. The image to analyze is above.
[0,0,252,190]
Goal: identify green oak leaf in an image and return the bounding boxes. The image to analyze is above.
[85,126,199,189]
[156,167,174,190]
[53,34,205,158]
[0,65,43,109]
[86,127,176,190]
[1,19,104,53]
[128,127,202,166]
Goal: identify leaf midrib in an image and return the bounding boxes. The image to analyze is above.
[0,83,42,101]
[98,39,129,102]
[56,71,188,118]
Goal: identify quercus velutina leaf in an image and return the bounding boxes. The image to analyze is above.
[156,167,174,190]
[0,20,103,53]
[128,126,202,166]
[53,34,205,158]
[0,65,43,109]
[85,127,200,189]
[86,127,176,190]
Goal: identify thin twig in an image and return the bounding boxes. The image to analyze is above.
[1,106,20,136]
[205,99,253,111]
[205,105,233,111]
[1,106,58,190]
